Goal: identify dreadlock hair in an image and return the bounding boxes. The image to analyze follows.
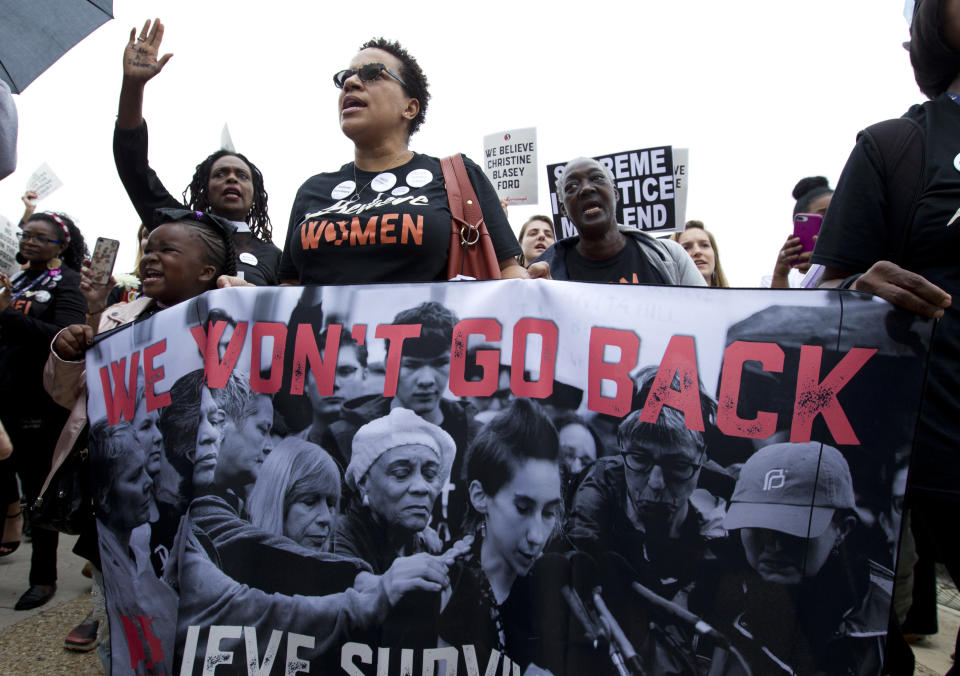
[360,37,430,136]
[26,212,87,271]
[182,150,272,242]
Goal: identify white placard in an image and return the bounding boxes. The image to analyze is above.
[221,123,236,152]
[0,214,20,277]
[26,162,62,200]
[482,127,538,205]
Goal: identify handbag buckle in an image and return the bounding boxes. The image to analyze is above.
[460,222,481,246]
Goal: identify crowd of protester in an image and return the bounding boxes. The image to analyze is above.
[0,1,958,674]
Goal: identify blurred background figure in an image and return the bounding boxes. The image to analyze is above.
[671,220,729,287]
[767,176,833,288]
[517,215,555,267]
[0,208,87,610]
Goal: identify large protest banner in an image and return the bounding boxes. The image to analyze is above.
[547,146,688,239]
[84,281,930,676]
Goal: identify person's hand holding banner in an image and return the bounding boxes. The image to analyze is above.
[53,324,95,361]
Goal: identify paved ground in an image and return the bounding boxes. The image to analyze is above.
[0,535,956,675]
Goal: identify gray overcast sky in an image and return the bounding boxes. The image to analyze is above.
[0,0,921,286]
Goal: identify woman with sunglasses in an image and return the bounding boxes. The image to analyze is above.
[280,39,527,285]
[0,205,87,609]
[114,19,281,286]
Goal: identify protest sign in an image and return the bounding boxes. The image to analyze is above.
[84,281,929,676]
[547,146,687,239]
[482,127,538,205]
[0,214,20,276]
[25,162,62,200]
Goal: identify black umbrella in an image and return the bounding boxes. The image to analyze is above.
[0,0,113,94]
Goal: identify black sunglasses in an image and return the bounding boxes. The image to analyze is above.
[333,63,406,89]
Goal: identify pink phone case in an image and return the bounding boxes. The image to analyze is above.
[793,213,822,254]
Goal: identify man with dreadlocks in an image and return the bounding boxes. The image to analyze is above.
[112,19,280,287]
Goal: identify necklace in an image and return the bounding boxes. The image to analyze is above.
[469,545,507,652]
[10,269,55,302]
[349,149,413,202]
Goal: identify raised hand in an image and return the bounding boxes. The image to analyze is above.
[123,19,173,83]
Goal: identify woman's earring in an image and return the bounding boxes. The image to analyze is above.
[362,493,370,507]
[47,257,62,271]
[480,519,487,538]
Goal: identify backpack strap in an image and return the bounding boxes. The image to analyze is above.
[858,117,926,265]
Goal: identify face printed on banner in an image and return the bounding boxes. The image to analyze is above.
[190,386,225,492]
[215,395,274,492]
[740,520,849,584]
[478,458,562,578]
[284,491,337,551]
[559,158,619,234]
[559,423,597,477]
[469,368,512,414]
[305,344,367,419]
[677,229,716,283]
[361,444,443,533]
[132,396,164,478]
[395,353,450,419]
[105,446,155,533]
[621,440,704,537]
[207,155,255,221]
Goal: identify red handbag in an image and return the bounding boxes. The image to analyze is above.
[440,154,502,280]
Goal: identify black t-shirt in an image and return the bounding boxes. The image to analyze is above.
[564,239,664,285]
[812,93,960,500]
[280,153,520,284]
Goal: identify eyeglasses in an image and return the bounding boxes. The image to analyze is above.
[333,63,407,89]
[17,231,63,245]
[622,450,704,482]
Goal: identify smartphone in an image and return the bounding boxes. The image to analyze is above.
[793,213,823,254]
[89,237,120,286]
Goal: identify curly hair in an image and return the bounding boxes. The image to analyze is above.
[26,212,88,271]
[360,37,430,136]
[182,150,272,242]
